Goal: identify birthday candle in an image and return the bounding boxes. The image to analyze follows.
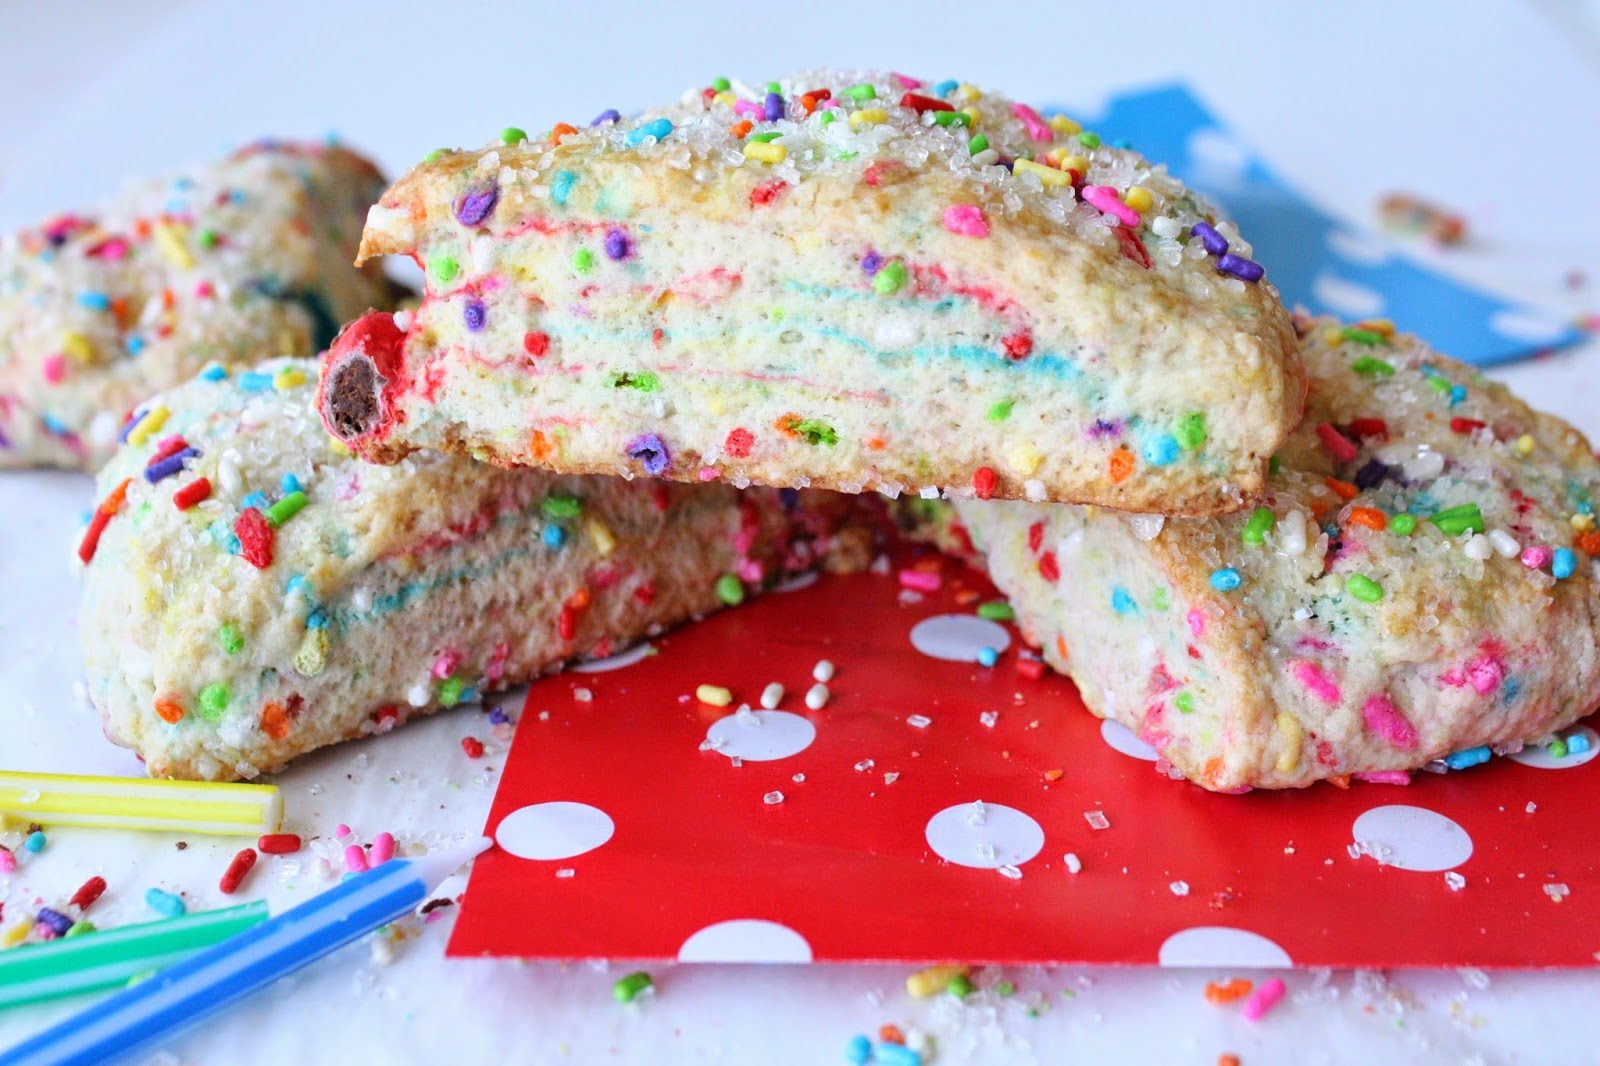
[0,839,489,1066]
[0,772,281,836]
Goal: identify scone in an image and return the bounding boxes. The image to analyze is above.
[79,358,874,781]
[0,142,401,470]
[959,317,1600,790]
[319,70,1302,514]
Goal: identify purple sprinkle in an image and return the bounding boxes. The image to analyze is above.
[0,424,10,449]
[763,92,784,122]
[603,228,631,261]
[1088,419,1123,439]
[454,184,498,227]
[1191,221,1229,257]
[625,433,670,476]
[36,907,72,937]
[860,251,883,275]
[1216,253,1264,282]
[144,447,200,484]
[463,299,487,332]
[488,707,509,726]
[1354,458,1390,490]
[117,410,147,444]
[591,108,621,127]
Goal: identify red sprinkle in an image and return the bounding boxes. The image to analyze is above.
[1027,520,1045,553]
[1002,332,1034,360]
[724,427,755,458]
[257,833,302,855]
[1315,422,1359,463]
[1038,550,1060,582]
[146,435,189,467]
[972,466,998,500]
[70,875,107,911]
[1348,417,1389,440]
[1450,417,1487,435]
[78,478,132,564]
[218,848,257,895]
[557,605,577,641]
[749,180,790,208]
[461,736,486,759]
[523,331,550,357]
[234,508,274,569]
[172,477,212,510]
[1114,226,1153,269]
[899,92,953,113]
[1017,657,1045,684]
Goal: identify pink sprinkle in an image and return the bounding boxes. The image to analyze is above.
[1186,609,1205,638]
[941,204,989,238]
[1464,653,1504,695]
[89,237,129,260]
[334,824,352,840]
[1081,185,1139,227]
[732,99,762,118]
[344,844,369,874]
[1360,695,1418,750]
[1010,102,1053,142]
[898,568,942,592]
[737,558,765,583]
[370,832,395,866]
[1315,423,1359,463]
[432,649,462,680]
[485,641,510,682]
[697,465,720,482]
[892,72,922,89]
[42,354,66,384]
[1354,770,1412,786]
[1290,661,1342,705]
[194,280,215,299]
[1242,977,1287,1021]
[1520,545,1553,570]
[0,846,15,873]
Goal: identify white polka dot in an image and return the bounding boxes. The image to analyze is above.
[1351,805,1473,872]
[924,801,1044,869]
[1326,229,1391,266]
[1507,727,1599,769]
[1490,309,1569,345]
[1100,718,1159,761]
[1313,272,1386,317]
[496,801,614,861]
[1187,128,1250,178]
[910,615,1012,662]
[571,642,653,673]
[1158,926,1292,968]
[705,710,816,761]
[772,571,819,593]
[678,919,813,963]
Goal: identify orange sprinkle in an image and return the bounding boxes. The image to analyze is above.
[866,437,886,451]
[549,122,578,144]
[102,477,133,515]
[1327,774,1351,789]
[1346,506,1386,531]
[1043,768,1064,782]
[773,413,801,438]
[528,429,554,462]
[1219,1056,1242,1066]
[568,586,592,612]
[1204,978,1253,1004]
[1055,634,1070,663]
[878,1025,905,1045]
[731,119,753,139]
[1201,756,1225,788]
[1324,477,1359,501]
[1108,446,1135,484]
[1577,530,1600,556]
[260,701,291,740]
[154,695,185,724]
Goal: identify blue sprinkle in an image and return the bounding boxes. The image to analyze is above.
[624,117,673,146]
[1568,732,1592,755]
[35,907,72,937]
[1110,587,1136,614]
[285,574,311,596]
[145,888,186,917]
[118,410,148,443]
[23,831,46,854]
[1503,676,1522,702]
[1142,435,1180,467]
[125,335,147,355]
[932,79,959,99]
[763,92,785,121]
[625,433,670,476]
[1448,384,1467,406]
[1551,548,1576,580]
[306,609,328,629]
[241,491,269,512]
[551,170,579,207]
[1209,567,1242,592]
[977,646,999,668]
[488,707,509,726]
[1444,745,1492,771]
[42,414,70,435]
[844,1034,872,1065]
[77,291,110,311]
[281,473,302,495]
[144,447,199,483]
[237,371,274,393]
[542,524,568,549]
[199,364,228,381]
[874,1043,922,1066]
[591,108,621,127]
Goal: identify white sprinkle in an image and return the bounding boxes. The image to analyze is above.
[792,773,805,783]
[1463,533,1492,561]
[1277,509,1309,556]
[1063,853,1083,874]
[1023,479,1047,502]
[392,309,414,332]
[1084,810,1110,830]
[1526,802,1537,814]
[804,684,829,710]
[1169,880,1190,897]
[906,714,932,729]
[763,790,785,806]
[812,659,835,683]
[883,772,899,785]
[405,682,431,707]
[555,868,575,879]
[854,759,875,772]
[997,864,1023,880]
[1444,871,1467,891]
[1544,882,1570,901]
[979,710,999,729]
[759,682,784,709]
[573,687,594,703]
[1488,529,1521,558]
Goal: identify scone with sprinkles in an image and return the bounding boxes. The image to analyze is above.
[320,70,1302,515]
[959,316,1600,791]
[0,142,401,470]
[79,359,873,781]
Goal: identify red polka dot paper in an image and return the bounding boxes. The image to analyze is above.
[449,554,1600,969]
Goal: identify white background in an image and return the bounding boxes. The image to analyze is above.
[1,1,1598,1062]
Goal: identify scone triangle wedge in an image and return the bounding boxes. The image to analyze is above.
[319,70,1303,515]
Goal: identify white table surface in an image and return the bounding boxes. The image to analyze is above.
[2,2,1598,1062]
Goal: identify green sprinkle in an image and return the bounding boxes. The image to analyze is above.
[947,973,974,998]
[197,683,231,721]
[265,491,308,528]
[501,126,528,144]
[1150,587,1170,611]
[541,495,582,519]
[834,149,857,161]
[1389,513,1418,536]
[437,676,465,707]
[968,133,989,155]
[1340,327,1385,346]
[932,111,970,127]
[1549,738,1569,759]
[711,77,730,92]
[1427,376,1453,395]
[987,398,1014,423]
[764,81,781,94]
[1173,412,1207,451]
[977,600,1014,621]
[791,419,838,446]
[873,259,908,295]
[749,131,783,143]
[66,920,96,937]
[1346,574,1384,602]
[218,623,244,655]
[842,83,877,100]
[1077,131,1101,148]
[607,370,661,392]
[429,253,460,283]
[1269,455,1281,475]
[1242,506,1276,545]
[715,574,744,606]
[424,148,450,163]
[196,228,219,250]
[1351,356,1395,377]
[818,111,836,126]
[995,981,1016,997]
[613,971,653,1004]
[572,248,594,274]
[1175,691,1194,714]
[1430,503,1484,536]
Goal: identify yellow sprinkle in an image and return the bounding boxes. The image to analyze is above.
[954,84,982,103]
[695,684,733,707]
[712,91,736,108]
[1048,114,1082,136]
[849,108,888,127]
[1061,154,1091,174]
[62,331,94,365]
[742,141,787,165]
[293,628,328,678]
[705,394,728,416]
[126,405,168,446]
[1323,328,1345,346]
[274,367,308,391]
[1514,434,1535,456]
[1357,318,1396,337]
[1571,513,1595,532]
[153,223,195,270]
[960,107,981,125]
[585,518,616,557]
[1012,158,1072,188]
[3,921,33,947]
[1123,186,1154,213]
[328,437,351,457]
[1006,442,1042,477]
[907,964,970,998]
[1044,147,1070,165]
[1274,712,1303,774]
